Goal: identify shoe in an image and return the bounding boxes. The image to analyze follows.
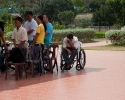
[67,62,74,70]
[44,67,50,72]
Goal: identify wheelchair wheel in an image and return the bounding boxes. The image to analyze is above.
[60,53,65,71]
[79,49,86,69]
[60,64,65,71]
[76,64,81,71]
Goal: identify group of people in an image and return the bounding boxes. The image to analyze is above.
[0,11,53,74]
[0,11,81,75]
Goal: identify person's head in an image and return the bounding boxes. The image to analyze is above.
[26,11,33,21]
[0,21,4,32]
[43,15,50,23]
[67,34,73,41]
[14,16,22,28]
[36,15,43,24]
[36,15,47,31]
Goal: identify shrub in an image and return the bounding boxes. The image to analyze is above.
[4,16,15,34]
[6,31,13,40]
[53,28,95,43]
[58,11,75,26]
[53,24,66,30]
[105,30,125,45]
[74,18,92,28]
[95,32,105,38]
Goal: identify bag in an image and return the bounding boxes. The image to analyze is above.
[8,48,26,63]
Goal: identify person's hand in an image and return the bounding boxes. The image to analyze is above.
[67,39,71,44]
[30,44,34,49]
[67,49,72,55]
[14,45,18,48]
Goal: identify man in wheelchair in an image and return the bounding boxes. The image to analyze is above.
[62,34,80,70]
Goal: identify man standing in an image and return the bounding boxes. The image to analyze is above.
[43,15,53,46]
[62,34,79,70]
[23,11,38,45]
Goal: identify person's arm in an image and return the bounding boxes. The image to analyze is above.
[0,29,8,53]
[31,25,40,47]
[27,29,34,35]
[45,23,52,36]
[67,39,76,50]
[19,40,26,47]
[27,21,38,35]
[18,29,28,48]
[63,38,72,55]
[32,33,39,46]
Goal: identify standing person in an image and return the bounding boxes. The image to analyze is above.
[32,15,45,73]
[23,11,38,46]
[43,15,53,46]
[0,21,8,75]
[62,34,79,70]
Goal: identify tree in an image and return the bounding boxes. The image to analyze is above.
[106,0,125,26]
[58,10,74,26]
[89,0,105,12]
[92,4,115,27]
[41,0,75,22]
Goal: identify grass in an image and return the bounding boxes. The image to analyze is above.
[83,44,125,51]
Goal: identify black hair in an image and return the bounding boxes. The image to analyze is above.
[44,14,51,21]
[37,15,47,31]
[37,15,43,22]
[0,21,4,31]
[67,34,73,39]
[26,11,33,16]
[15,16,23,23]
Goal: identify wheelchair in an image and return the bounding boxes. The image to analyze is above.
[60,43,86,71]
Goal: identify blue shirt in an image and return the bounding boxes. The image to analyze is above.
[45,22,53,44]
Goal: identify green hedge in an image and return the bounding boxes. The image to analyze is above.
[53,24,66,30]
[95,32,105,38]
[105,30,125,45]
[53,28,95,43]
[5,28,96,43]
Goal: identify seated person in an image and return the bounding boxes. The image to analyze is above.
[12,16,28,48]
[62,34,79,70]
[7,16,28,74]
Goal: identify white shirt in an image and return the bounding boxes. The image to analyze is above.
[8,45,12,50]
[23,18,38,40]
[11,26,28,46]
[63,36,80,49]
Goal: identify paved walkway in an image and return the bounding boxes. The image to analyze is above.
[82,40,111,47]
[0,41,125,100]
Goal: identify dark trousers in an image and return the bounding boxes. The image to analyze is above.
[28,40,33,46]
[0,55,3,70]
[62,47,77,64]
[35,44,44,72]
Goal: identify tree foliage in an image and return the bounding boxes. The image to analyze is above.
[41,0,75,22]
[92,4,115,26]
[58,11,74,26]
[105,0,125,26]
